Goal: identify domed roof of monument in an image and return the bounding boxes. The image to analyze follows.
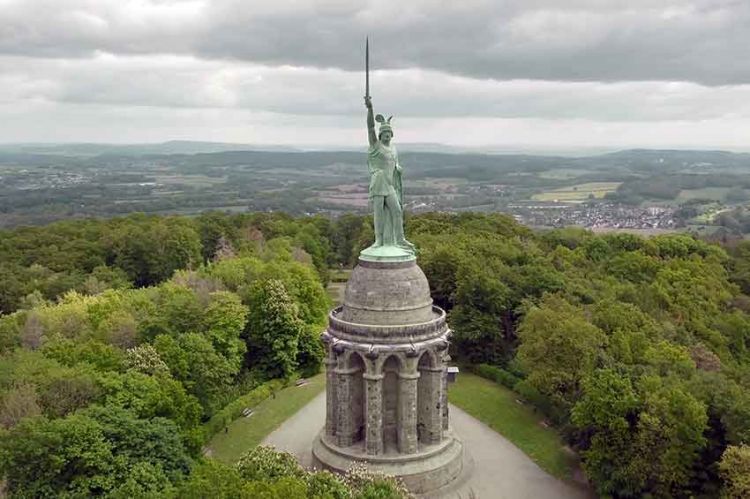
[338,259,434,326]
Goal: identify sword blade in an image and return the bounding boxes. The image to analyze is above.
[365,36,369,98]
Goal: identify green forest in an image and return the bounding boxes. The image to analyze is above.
[1,211,750,497]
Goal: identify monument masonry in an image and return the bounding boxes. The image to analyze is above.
[311,39,463,494]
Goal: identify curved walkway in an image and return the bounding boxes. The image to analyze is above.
[263,391,591,499]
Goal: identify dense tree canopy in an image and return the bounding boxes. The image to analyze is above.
[3,210,750,496]
[0,212,335,497]
[408,212,750,498]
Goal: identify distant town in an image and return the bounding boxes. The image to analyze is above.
[1,144,748,238]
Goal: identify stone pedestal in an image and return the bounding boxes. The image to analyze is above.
[312,256,463,494]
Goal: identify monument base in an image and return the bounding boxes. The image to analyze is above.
[312,430,464,494]
[358,244,416,263]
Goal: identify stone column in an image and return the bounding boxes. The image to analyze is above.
[418,366,444,444]
[324,355,337,438]
[398,371,419,454]
[441,365,449,430]
[336,367,358,447]
[364,372,384,455]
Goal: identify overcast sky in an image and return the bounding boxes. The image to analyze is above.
[2,0,750,150]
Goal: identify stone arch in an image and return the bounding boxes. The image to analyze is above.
[375,351,404,373]
[345,350,366,369]
[417,349,443,445]
[335,349,366,447]
[348,351,366,444]
[417,349,438,369]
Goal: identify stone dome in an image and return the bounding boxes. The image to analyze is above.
[338,259,434,326]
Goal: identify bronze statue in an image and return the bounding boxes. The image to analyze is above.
[362,38,415,257]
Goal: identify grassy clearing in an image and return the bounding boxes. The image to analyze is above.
[329,269,352,282]
[206,373,325,464]
[448,372,577,480]
[531,182,621,203]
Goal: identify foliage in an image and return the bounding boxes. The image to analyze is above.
[517,295,606,412]
[719,445,750,498]
[174,459,247,498]
[96,369,202,441]
[471,363,521,390]
[0,213,343,497]
[202,379,286,441]
[0,383,41,429]
[343,463,411,499]
[124,344,170,376]
[408,213,750,496]
[236,445,306,482]
[202,291,249,371]
[4,210,750,497]
[573,376,708,498]
[296,326,325,378]
[244,280,304,379]
[154,332,239,414]
[0,407,190,498]
[177,450,410,499]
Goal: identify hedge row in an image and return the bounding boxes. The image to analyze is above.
[203,378,287,441]
[470,363,567,425]
[472,363,521,389]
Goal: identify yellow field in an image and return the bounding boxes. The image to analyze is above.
[531,182,621,203]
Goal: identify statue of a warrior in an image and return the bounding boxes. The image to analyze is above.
[364,96,415,253]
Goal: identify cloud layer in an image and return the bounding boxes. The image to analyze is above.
[2,0,749,148]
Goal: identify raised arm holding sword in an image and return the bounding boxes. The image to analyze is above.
[363,37,415,254]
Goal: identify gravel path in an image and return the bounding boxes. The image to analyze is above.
[263,392,591,499]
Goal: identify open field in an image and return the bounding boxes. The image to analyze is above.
[316,194,369,207]
[692,204,730,223]
[448,372,577,481]
[531,182,621,203]
[537,168,595,180]
[206,373,325,464]
[152,174,228,187]
[589,227,678,236]
[3,146,749,231]
[676,187,734,202]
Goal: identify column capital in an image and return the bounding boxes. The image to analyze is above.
[334,367,361,375]
[420,366,444,373]
[363,373,384,381]
[398,371,420,380]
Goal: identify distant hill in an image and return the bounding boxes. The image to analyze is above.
[3,141,750,163]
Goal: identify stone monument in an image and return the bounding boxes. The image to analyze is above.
[311,38,463,494]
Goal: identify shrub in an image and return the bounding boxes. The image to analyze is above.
[344,462,411,498]
[202,379,285,441]
[296,327,324,378]
[306,470,350,499]
[514,380,555,417]
[235,445,305,482]
[719,445,750,498]
[473,364,521,389]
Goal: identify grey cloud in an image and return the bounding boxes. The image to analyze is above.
[2,0,750,85]
[3,98,750,149]
[4,55,750,122]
